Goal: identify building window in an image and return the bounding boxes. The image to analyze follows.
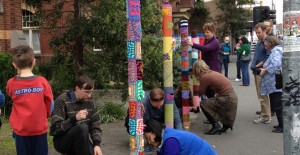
[22,10,39,28]
[22,10,41,55]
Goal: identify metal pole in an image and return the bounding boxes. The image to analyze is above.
[282,0,300,154]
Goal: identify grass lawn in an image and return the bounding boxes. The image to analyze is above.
[0,119,54,155]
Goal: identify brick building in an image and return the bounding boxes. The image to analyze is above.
[0,0,24,53]
[0,0,72,62]
[0,0,221,62]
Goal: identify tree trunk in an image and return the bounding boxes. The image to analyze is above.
[74,0,83,74]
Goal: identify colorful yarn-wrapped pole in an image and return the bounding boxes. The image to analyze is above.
[162,2,174,128]
[180,20,190,129]
[126,0,145,154]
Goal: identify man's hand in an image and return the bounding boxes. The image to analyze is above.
[256,61,263,68]
[0,109,2,115]
[75,109,88,121]
[94,146,103,155]
[260,68,267,77]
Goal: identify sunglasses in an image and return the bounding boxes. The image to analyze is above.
[150,97,164,102]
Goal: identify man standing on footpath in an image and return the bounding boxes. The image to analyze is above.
[251,23,271,124]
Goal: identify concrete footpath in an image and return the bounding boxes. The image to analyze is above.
[51,55,284,155]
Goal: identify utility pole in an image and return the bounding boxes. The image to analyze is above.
[282,0,300,154]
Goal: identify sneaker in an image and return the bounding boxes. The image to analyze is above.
[235,78,241,81]
[253,117,271,124]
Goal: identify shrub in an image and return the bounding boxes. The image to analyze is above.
[99,102,126,124]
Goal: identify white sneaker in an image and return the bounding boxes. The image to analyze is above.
[235,78,241,82]
[253,116,271,124]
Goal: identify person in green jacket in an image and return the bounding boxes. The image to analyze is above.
[237,36,251,86]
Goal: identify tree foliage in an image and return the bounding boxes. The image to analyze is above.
[24,0,163,99]
[189,0,210,33]
[216,0,254,38]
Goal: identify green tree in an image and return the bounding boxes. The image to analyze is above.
[216,0,254,39]
[189,0,210,33]
[25,0,163,98]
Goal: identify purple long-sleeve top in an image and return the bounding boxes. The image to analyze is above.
[192,36,220,72]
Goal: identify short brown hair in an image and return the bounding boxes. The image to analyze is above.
[254,22,267,31]
[75,74,94,90]
[11,45,35,69]
[203,23,216,33]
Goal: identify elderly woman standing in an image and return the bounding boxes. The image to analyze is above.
[186,23,220,72]
[258,36,283,133]
[193,60,238,135]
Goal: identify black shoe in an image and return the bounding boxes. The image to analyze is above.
[256,111,261,115]
[205,127,222,135]
[205,123,222,135]
[190,107,200,113]
[221,125,233,132]
[272,127,283,133]
[203,120,211,124]
[273,125,279,128]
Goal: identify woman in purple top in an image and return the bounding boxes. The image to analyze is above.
[186,23,220,72]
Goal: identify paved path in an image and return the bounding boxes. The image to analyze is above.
[50,55,284,155]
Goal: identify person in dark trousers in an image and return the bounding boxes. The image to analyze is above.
[219,36,231,78]
[6,45,53,155]
[144,119,217,155]
[50,74,103,155]
[234,37,242,81]
[258,36,283,133]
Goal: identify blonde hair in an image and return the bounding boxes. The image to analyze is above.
[192,60,211,78]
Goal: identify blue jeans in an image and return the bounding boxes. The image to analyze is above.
[220,58,229,78]
[240,60,250,85]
